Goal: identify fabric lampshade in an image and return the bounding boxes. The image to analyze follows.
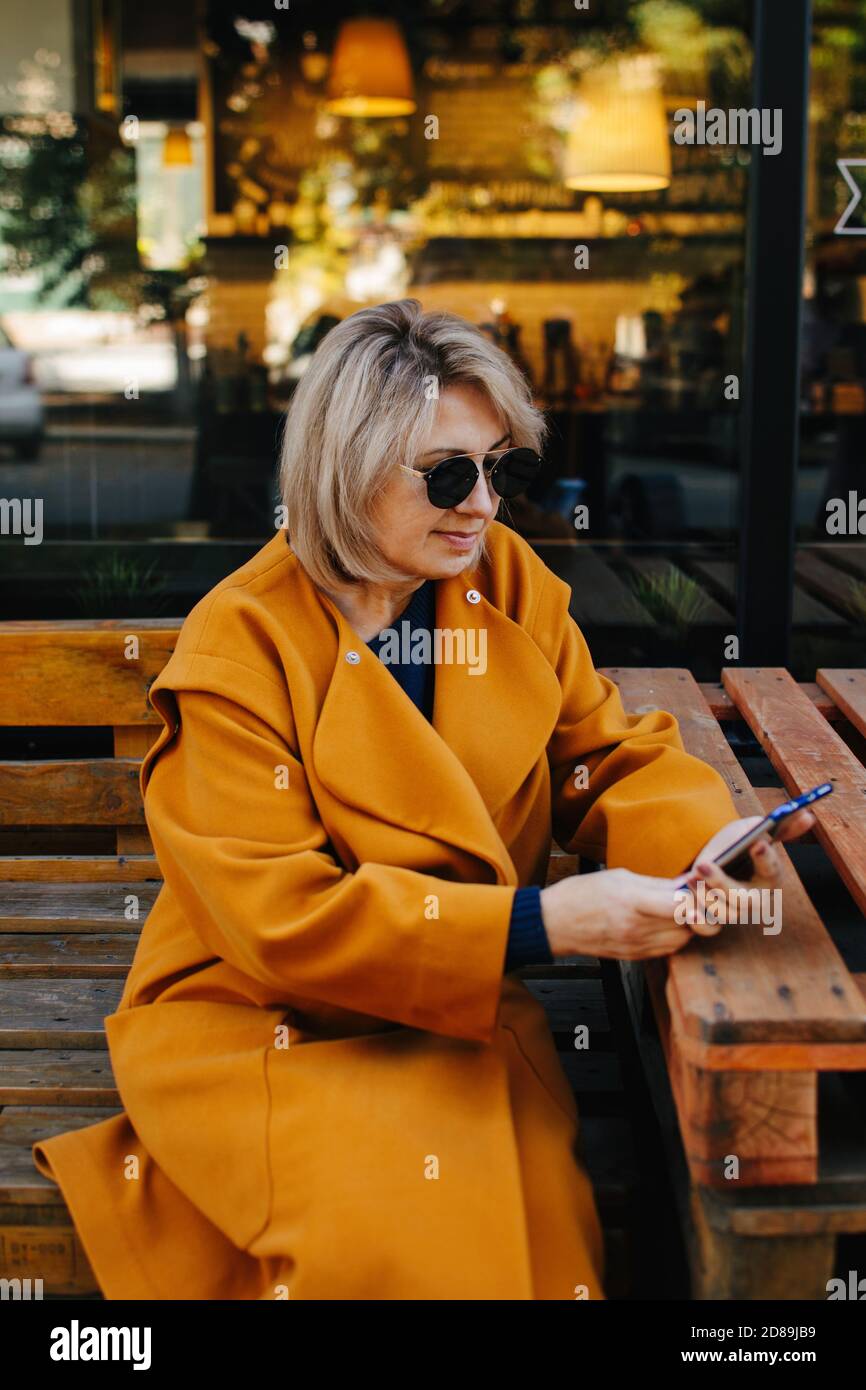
[564,56,671,193]
[325,18,416,117]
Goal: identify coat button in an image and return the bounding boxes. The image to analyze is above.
[345,650,361,664]
[466,589,481,604]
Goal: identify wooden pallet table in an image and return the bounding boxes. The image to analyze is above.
[604,665,866,1299]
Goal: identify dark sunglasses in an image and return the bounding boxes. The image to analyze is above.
[399,446,542,509]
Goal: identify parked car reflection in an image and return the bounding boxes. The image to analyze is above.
[0,323,44,460]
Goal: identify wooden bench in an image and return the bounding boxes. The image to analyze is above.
[0,620,642,1298]
[1,621,864,1299]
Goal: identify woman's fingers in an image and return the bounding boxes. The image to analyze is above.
[773,807,815,842]
[748,835,782,881]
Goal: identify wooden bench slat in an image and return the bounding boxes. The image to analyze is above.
[723,667,866,921]
[0,760,146,827]
[604,667,866,1045]
[815,669,866,743]
[0,1051,118,1105]
[0,933,136,978]
[0,1107,123,1204]
[0,980,122,1049]
[0,625,180,726]
[0,856,160,884]
[0,882,157,931]
[698,681,841,722]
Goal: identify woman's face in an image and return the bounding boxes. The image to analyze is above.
[371,382,507,581]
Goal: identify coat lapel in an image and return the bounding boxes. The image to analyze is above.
[307,556,562,887]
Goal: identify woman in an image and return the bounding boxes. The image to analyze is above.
[33,299,813,1301]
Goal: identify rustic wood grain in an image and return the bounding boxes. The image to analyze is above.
[0,1106,123,1204]
[0,623,179,726]
[0,856,160,883]
[114,726,158,855]
[602,667,866,1045]
[0,980,122,1048]
[723,667,866,920]
[0,1051,118,1105]
[0,933,136,978]
[815,669,866,742]
[0,882,157,931]
[698,681,841,721]
[0,760,145,827]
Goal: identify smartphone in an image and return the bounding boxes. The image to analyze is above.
[677,781,833,887]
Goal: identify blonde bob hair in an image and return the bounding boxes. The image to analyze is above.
[278,298,547,590]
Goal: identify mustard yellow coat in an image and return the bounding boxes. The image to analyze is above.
[33,521,738,1300]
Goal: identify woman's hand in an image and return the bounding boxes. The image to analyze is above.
[675,808,816,936]
[540,867,704,961]
[688,810,815,890]
[539,808,817,960]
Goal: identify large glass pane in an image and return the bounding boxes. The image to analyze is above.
[795,0,866,673]
[0,0,754,666]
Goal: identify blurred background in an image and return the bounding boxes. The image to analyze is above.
[0,0,864,677]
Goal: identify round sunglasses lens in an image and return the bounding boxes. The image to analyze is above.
[491,448,541,499]
[427,456,479,508]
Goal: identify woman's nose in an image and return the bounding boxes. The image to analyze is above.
[455,466,497,517]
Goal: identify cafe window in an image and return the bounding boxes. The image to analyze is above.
[794,1,866,673]
[0,0,860,677]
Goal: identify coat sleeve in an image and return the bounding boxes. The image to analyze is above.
[140,673,515,1044]
[533,568,740,876]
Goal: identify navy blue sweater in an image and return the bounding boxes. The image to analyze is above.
[366,579,553,972]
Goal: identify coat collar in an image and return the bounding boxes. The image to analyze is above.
[300,539,562,887]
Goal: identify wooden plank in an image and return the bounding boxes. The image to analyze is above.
[0,622,179,725]
[691,558,844,626]
[114,727,158,855]
[690,1189,835,1297]
[0,1106,122,1204]
[724,667,866,920]
[534,545,653,626]
[815,669,866,742]
[640,951,817,1186]
[0,933,136,978]
[0,760,145,827]
[0,1220,98,1296]
[624,963,866,1242]
[523,977,613,1047]
[0,856,160,883]
[699,681,840,722]
[0,882,157,931]
[603,668,866,1045]
[794,550,861,621]
[0,980,122,1048]
[620,556,732,624]
[0,1051,118,1105]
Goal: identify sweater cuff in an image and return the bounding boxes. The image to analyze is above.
[504,886,553,972]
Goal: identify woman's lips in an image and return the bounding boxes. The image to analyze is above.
[434,530,480,551]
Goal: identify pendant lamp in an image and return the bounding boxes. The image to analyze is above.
[564,55,671,193]
[325,18,416,117]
